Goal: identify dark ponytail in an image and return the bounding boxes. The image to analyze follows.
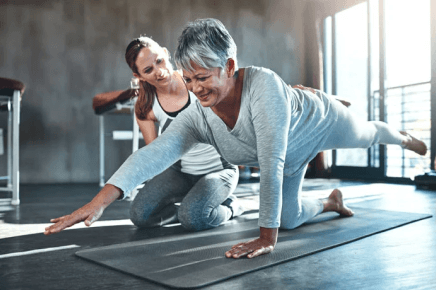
[125,37,158,120]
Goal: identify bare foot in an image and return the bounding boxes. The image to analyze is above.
[322,189,354,216]
[400,131,427,156]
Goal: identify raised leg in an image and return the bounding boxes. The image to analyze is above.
[399,131,427,156]
[321,98,425,154]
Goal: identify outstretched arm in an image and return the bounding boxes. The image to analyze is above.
[44,184,122,235]
[108,113,199,195]
[45,110,200,235]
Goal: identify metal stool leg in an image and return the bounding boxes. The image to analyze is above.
[11,90,20,205]
[99,115,105,187]
[7,100,12,188]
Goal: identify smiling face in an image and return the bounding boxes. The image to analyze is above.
[133,44,174,88]
[182,61,234,108]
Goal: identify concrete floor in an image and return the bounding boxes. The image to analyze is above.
[1,180,435,289]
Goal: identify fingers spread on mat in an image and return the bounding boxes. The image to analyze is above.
[225,237,275,259]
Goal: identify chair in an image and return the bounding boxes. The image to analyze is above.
[0,77,25,205]
[92,89,140,187]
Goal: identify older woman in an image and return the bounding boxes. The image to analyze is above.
[46,19,426,260]
[172,19,426,259]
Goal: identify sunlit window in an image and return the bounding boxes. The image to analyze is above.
[323,0,431,179]
[335,2,368,167]
[384,0,431,178]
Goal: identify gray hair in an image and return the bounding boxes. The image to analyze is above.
[174,18,238,72]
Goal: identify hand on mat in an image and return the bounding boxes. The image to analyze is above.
[225,227,278,259]
[44,184,122,236]
[291,84,316,94]
[44,201,105,235]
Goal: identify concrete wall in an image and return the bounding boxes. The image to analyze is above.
[0,0,307,183]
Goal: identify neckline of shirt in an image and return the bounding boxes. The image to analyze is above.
[207,67,249,134]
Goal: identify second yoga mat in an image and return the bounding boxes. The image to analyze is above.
[76,207,431,289]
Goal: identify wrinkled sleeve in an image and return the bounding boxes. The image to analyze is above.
[106,109,201,198]
[250,69,293,228]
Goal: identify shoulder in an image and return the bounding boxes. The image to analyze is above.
[150,93,170,123]
[186,91,205,116]
[244,66,288,93]
[135,107,157,123]
[185,96,205,119]
[146,108,157,122]
[162,98,207,141]
[175,95,210,134]
[135,93,157,122]
[244,66,292,100]
[245,66,280,82]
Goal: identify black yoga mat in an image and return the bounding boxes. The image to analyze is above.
[76,207,431,289]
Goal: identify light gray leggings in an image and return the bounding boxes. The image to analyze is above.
[280,98,406,230]
[130,164,238,231]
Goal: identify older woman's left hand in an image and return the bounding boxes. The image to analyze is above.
[225,227,278,259]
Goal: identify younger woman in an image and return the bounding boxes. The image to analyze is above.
[125,36,242,230]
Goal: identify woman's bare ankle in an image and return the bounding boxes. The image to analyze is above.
[400,131,427,156]
[322,189,354,216]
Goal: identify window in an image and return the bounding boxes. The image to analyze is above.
[323,0,431,179]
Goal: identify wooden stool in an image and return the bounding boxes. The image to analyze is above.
[0,77,25,205]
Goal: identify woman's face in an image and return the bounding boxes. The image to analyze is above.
[183,61,233,108]
[133,45,173,88]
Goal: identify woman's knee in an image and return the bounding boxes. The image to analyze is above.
[178,202,217,231]
[279,208,303,230]
[129,209,149,228]
[129,198,142,223]
[279,218,301,230]
[178,203,201,231]
[129,199,159,228]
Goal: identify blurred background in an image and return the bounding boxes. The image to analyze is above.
[0,0,434,184]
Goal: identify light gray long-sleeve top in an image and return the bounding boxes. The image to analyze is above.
[107,66,338,228]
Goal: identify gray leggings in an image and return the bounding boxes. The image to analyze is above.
[130,164,238,231]
[280,98,406,230]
